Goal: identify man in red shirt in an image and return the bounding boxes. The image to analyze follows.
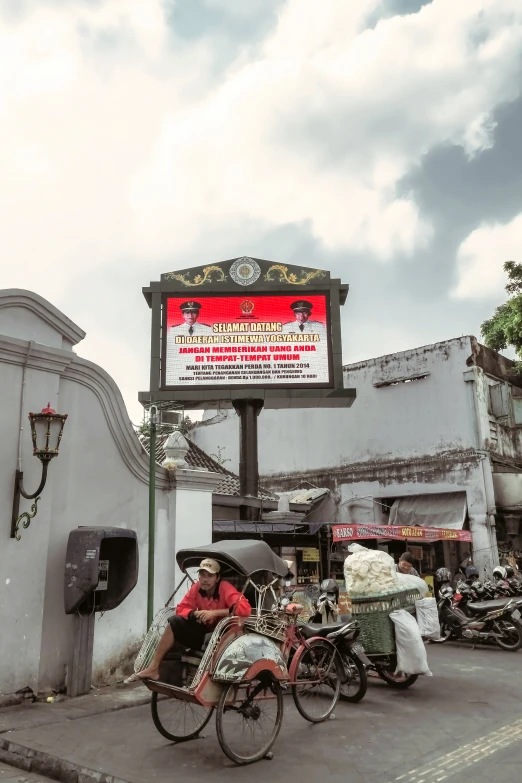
[133,558,251,682]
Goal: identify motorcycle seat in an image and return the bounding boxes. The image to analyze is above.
[466,598,515,614]
[298,622,347,639]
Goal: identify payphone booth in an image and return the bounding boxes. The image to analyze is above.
[64,526,139,697]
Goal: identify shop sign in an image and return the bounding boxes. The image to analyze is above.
[302,547,320,561]
[332,523,473,543]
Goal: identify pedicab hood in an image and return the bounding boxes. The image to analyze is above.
[176,539,293,580]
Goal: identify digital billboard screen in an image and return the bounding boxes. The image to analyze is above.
[162,293,332,388]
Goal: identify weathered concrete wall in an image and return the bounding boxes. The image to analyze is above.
[194,337,477,476]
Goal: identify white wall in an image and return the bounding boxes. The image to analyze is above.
[192,337,500,570]
[194,337,477,476]
[0,290,220,695]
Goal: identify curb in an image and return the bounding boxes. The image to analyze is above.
[0,737,132,783]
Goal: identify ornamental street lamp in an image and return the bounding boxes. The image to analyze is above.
[11,403,68,541]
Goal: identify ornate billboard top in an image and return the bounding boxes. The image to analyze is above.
[160,256,329,287]
[142,257,347,307]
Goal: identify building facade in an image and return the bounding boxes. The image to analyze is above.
[192,336,522,576]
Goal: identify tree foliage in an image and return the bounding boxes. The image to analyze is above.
[137,415,193,439]
[481,261,522,363]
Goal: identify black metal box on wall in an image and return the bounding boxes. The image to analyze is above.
[64,527,138,615]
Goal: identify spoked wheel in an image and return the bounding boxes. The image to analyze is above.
[494,621,522,651]
[151,692,214,742]
[429,621,452,644]
[375,666,418,689]
[216,676,284,765]
[292,639,342,722]
[339,650,368,703]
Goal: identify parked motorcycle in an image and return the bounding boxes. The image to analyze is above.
[301,580,418,695]
[431,582,522,650]
[300,580,368,702]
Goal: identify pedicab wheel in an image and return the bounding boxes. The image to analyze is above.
[151,692,214,742]
[339,650,368,703]
[375,666,418,689]
[292,639,342,722]
[216,676,284,765]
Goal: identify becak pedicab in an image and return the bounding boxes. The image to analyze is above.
[131,540,343,765]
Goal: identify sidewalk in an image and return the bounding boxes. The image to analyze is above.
[0,685,150,737]
[0,683,150,782]
[1,646,521,783]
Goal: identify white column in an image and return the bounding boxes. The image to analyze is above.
[168,469,223,605]
[469,512,495,575]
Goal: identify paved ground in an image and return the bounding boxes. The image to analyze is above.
[1,643,522,783]
[0,761,55,783]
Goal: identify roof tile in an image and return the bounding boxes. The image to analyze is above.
[138,431,277,500]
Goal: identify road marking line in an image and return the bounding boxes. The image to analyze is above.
[389,717,522,783]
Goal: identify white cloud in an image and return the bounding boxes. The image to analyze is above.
[452,212,522,300]
[1,0,522,418]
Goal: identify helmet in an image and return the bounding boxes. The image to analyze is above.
[505,565,515,578]
[493,566,507,579]
[320,579,339,597]
[465,565,479,580]
[435,567,451,583]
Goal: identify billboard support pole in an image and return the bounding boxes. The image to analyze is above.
[147,405,158,629]
[233,399,264,521]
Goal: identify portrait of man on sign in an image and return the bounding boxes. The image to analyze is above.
[169,301,213,337]
[281,300,327,338]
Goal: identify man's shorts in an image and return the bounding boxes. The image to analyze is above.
[168,614,208,651]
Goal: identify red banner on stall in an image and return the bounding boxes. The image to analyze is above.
[332,523,473,543]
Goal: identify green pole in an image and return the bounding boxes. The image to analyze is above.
[147,406,157,629]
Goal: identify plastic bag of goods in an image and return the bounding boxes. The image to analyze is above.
[344,545,399,597]
[390,609,432,676]
[396,572,429,598]
[415,597,441,640]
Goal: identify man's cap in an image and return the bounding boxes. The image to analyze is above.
[291,300,313,312]
[199,558,221,574]
[180,301,202,312]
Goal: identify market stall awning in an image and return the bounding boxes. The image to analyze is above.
[389,492,467,530]
[332,523,472,543]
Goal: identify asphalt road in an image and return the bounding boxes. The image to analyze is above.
[2,642,522,783]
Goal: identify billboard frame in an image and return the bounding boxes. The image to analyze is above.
[140,256,355,410]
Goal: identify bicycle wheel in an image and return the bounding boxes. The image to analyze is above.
[216,676,284,765]
[151,692,214,742]
[339,650,368,703]
[292,639,342,722]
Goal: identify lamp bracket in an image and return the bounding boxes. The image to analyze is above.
[10,463,49,540]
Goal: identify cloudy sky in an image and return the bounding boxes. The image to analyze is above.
[2,0,522,422]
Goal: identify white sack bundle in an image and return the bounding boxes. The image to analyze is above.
[415,597,441,639]
[344,546,399,597]
[390,609,432,676]
[396,572,429,597]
